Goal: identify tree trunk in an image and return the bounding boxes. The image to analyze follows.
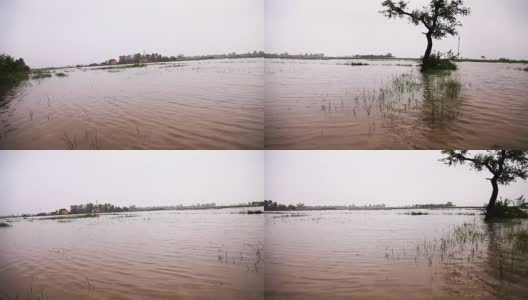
[423,33,433,63]
[485,179,499,221]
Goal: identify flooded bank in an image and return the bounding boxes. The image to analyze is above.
[265,59,528,149]
[0,209,264,299]
[265,209,528,300]
[0,59,264,149]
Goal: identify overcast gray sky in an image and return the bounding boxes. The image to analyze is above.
[265,151,528,207]
[0,151,264,215]
[266,0,528,59]
[0,0,264,68]
[2,0,526,68]
[2,151,527,215]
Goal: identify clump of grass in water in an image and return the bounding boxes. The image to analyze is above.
[391,73,422,93]
[31,70,52,80]
[0,222,11,227]
[95,63,146,70]
[55,72,67,77]
[408,211,429,216]
[440,79,462,98]
[344,62,369,66]
[512,229,528,250]
[489,200,528,219]
[421,53,457,72]
[272,213,307,219]
[39,214,99,220]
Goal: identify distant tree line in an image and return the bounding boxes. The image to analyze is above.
[264,200,303,211]
[264,52,395,60]
[412,202,455,209]
[70,203,130,214]
[112,51,265,65]
[117,53,183,65]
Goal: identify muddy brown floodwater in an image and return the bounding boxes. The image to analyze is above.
[265,59,528,149]
[0,209,264,300]
[265,209,528,300]
[0,59,264,149]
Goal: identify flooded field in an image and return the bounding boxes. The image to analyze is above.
[265,59,528,149]
[0,209,264,300]
[0,59,263,149]
[265,209,528,300]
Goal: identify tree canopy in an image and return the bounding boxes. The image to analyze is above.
[441,150,528,220]
[380,0,470,68]
[442,150,528,185]
[381,0,470,39]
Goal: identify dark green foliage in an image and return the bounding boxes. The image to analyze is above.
[490,200,528,219]
[420,53,457,71]
[0,54,30,84]
[0,222,11,227]
[55,72,67,77]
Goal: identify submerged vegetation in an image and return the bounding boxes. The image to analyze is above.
[95,63,146,70]
[0,222,11,227]
[420,53,458,72]
[344,62,369,66]
[488,199,528,220]
[409,211,430,216]
[31,70,53,80]
[39,214,99,220]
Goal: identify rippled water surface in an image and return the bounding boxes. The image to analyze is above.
[0,209,264,299]
[265,209,528,300]
[0,59,263,149]
[265,59,528,149]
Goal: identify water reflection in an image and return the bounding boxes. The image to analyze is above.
[419,72,463,126]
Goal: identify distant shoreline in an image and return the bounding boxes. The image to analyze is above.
[32,54,527,70]
[265,206,483,212]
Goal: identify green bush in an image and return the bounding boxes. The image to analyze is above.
[0,54,30,84]
[421,53,457,72]
[490,200,528,219]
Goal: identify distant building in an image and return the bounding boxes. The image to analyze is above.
[58,208,69,215]
[108,59,118,65]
